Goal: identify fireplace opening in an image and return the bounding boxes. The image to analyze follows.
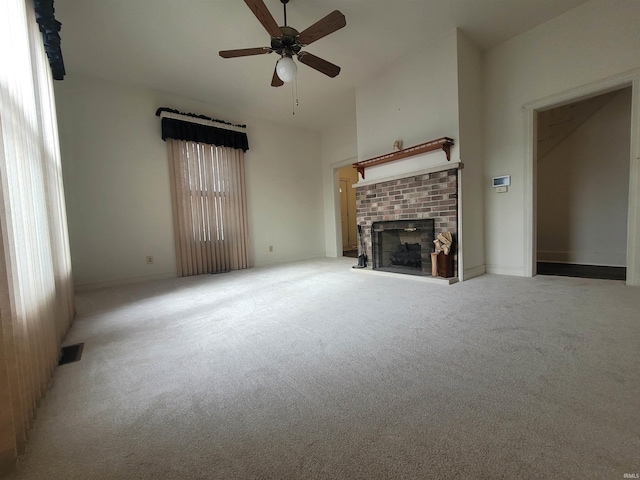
[372,219,435,276]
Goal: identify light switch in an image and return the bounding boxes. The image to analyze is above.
[496,186,508,193]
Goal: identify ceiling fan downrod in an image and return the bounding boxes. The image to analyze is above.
[281,0,289,27]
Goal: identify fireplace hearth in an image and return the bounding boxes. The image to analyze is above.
[372,219,435,276]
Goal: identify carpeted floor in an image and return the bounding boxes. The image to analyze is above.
[7,258,640,479]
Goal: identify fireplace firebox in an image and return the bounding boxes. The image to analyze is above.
[371,219,435,276]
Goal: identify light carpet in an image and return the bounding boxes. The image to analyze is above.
[7,258,640,479]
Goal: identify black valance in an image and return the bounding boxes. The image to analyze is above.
[156,108,248,151]
[33,0,65,80]
[155,107,246,129]
[160,118,249,152]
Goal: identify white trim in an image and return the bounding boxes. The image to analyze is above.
[522,68,640,110]
[523,108,536,277]
[464,264,486,280]
[353,162,463,188]
[74,272,177,292]
[329,157,358,258]
[523,69,640,286]
[627,78,640,286]
[254,253,324,268]
[457,167,464,282]
[485,264,526,277]
[159,111,246,133]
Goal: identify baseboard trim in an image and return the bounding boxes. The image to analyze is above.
[537,262,626,280]
[254,253,324,268]
[537,259,626,268]
[485,264,526,277]
[74,272,177,292]
[463,264,486,280]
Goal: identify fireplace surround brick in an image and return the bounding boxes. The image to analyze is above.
[355,168,459,276]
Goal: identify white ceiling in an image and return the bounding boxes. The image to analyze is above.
[54,0,591,132]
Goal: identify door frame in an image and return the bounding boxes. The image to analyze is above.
[523,69,640,285]
[328,157,358,257]
[339,178,350,250]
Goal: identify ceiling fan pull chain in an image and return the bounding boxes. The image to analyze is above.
[290,76,300,115]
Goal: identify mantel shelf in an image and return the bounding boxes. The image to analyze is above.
[353,137,454,179]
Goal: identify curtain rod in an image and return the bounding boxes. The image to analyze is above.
[155,108,246,129]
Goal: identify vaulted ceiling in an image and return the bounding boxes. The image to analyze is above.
[55,0,590,131]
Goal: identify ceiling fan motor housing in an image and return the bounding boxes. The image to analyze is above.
[271,26,302,56]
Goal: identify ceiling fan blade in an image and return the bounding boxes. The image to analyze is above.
[219,47,271,58]
[297,10,346,46]
[271,66,284,87]
[244,0,282,38]
[297,52,341,78]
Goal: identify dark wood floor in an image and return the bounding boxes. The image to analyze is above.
[537,262,626,280]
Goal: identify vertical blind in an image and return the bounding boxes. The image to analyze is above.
[0,0,75,474]
[167,139,249,276]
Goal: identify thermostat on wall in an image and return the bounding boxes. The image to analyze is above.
[492,175,511,187]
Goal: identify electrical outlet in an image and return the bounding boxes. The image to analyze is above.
[269,245,274,253]
[146,256,154,264]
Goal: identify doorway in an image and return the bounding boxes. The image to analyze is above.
[534,86,633,281]
[338,165,358,257]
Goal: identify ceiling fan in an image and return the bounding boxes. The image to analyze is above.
[219,0,346,87]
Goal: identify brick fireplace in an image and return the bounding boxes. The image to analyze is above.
[355,168,459,277]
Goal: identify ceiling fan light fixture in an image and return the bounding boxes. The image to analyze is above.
[276,55,297,83]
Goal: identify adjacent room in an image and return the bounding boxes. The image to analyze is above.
[1,0,639,478]
[536,87,632,280]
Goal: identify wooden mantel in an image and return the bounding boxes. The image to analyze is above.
[353,137,454,179]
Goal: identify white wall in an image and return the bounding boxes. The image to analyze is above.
[55,73,324,289]
[245,116,324,266]
[356,30,460,169]
[456,30,485,279]
[483,0,640,276]
[537,88,631,266]
[55,75,175,288]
